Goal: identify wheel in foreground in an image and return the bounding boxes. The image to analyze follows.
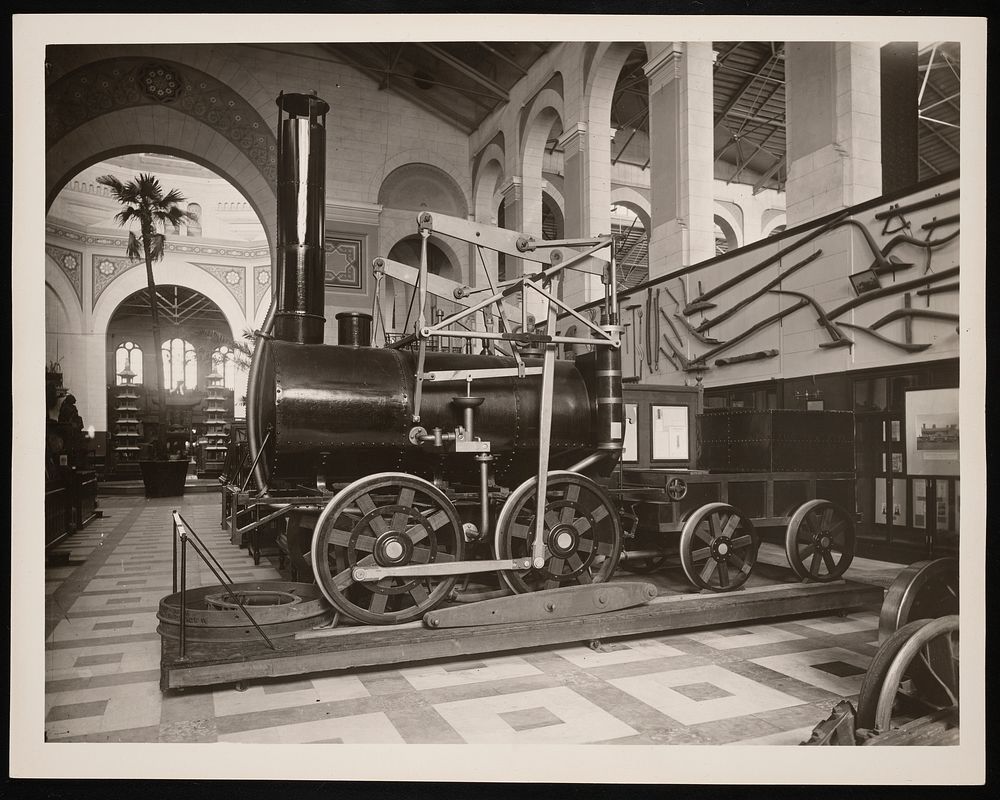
[679,502,758,592]
[857,615,959,734]
[311,472,464,624]
[878,557,959,642]
[785,499,855,582]
[494,471,622,594]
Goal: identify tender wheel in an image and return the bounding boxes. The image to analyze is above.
[311,472,464,625]
[494,471,622,594]
[878,558,959,642]
[785,499,855,582]
[857,616,959,734]
[679,502,758,592]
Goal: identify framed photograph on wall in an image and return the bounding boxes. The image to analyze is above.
[324,234,364,292]
[905,387,960,476]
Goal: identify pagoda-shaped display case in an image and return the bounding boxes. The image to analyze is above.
[112,364,143,477]
[198,369,231,477]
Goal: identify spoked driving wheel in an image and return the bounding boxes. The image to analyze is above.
[785,499,855,582]
[857,616,959,734]
[494,471,622,594]
[679,503,758,592]
[311,472,464,624]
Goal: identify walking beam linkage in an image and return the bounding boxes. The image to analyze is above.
[367,210,623,581]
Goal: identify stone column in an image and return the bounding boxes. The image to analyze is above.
[559,122,605,309]
[644,42,716,279]
[785,42,882,226]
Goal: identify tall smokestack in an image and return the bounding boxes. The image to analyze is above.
[273,92,330,344]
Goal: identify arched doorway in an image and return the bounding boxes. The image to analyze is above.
[105,285,243,470]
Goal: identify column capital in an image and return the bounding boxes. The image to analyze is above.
[497,175,523,201]
[643,46,683,89]
[557,123,587,152]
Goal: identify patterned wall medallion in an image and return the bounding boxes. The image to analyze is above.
[324,235,364,292]
[139,63,184,102]
[92,254,141,309]
[45,244,83,305]
[253,265,272,311]
[189,263,246,311]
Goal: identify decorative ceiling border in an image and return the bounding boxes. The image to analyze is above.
[47,223,269,259]
[44,244,84,306]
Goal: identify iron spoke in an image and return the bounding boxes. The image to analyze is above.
[721,514,739,538]
[404,522,429,545]
[426,510,449,531]
[809,550,822,576]
[718,560,730,588]
[357,493,388,534]
[695,524,714,545]
[700,558,719,583]
[408,582,430,606]
[367,580,392,615]
[730,534,754,551]
[691,546,712,561]
[822,550,838,574]
[572,517,593,534]
[333,554,374,589]
[510,522,532,540]
[821,507,835,530]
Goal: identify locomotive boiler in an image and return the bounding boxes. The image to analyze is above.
[243,92,626,625]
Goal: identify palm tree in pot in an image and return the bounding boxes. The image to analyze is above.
[98,172,191,496]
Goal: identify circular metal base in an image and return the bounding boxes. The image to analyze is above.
[157,581,334,642]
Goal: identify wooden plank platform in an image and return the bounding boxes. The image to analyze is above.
[160,573,883,691]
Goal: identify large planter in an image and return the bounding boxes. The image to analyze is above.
[139,459,189,498]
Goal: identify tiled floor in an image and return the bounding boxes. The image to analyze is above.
[44,493,891,745]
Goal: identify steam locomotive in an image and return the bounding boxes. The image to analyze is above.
[242,93,626,624]
[237,92,857,628]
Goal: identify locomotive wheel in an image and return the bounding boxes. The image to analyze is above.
[679,503,758,592]
[785,499,855,582]
[311,473,464,625]
[857,616,959,734]
[494,471,622,595]
[878,558,959,642]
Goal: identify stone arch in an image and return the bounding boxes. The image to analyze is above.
[541,189,565,240]
[585,43,648,129]
[369,149,471,214]
[714,203,743,251]
[378,162,468,218]
[473,142,506,223]
[520,88,565,156]
[91,260,246,345]
[610,186,651,232]
[46,117,275,257]
[761,212,788,238]
[45,279,83,362]
[45,56,277,248]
